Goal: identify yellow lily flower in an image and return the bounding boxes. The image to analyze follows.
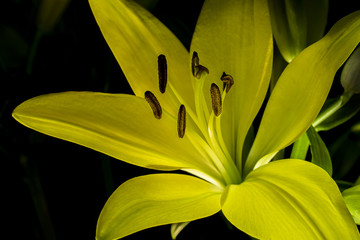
[13,0,360,239]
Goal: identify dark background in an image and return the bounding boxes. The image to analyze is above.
[1,0,359,239]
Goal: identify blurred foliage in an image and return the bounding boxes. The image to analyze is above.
[1,0,359,239]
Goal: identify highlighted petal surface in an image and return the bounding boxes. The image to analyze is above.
[222,159,359,240]
[96,174,222,240]
[191,0,272,165]
[246,11,360,173]
[12,92,220,180]
[89,0,195,117]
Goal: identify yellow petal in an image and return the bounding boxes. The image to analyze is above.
[190,0,272,166]
[246,11,360,174]
[96,174,222,240]
[89,0,195,117]
[222,159,359,240]
[12,92,221,181]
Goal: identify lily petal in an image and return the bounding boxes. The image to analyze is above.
[96,174,222,240]
[222,159,359,240]
[246,11,360,174]
[89,0,195,117]
[12,92,221,181]
[190,0,272,165]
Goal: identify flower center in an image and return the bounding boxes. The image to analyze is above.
[145,53,242,186]
[191,52,241,185]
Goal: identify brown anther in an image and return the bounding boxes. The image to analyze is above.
[177,104,186,138]
[210,83,222,117]
[192,51,209,79]
[221,72,234,93]
[158,54,167,93]
[192,51,199,76]
[195,65,209,79]
[145,91,162,119]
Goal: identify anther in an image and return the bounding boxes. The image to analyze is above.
[192,51,209,79]
[145,91,162,119]
[195,65,209,79]
[210,83,222,117]
[158,54,167,93]
[177,104,186,138]
[221,72,234,93]
[192,51,199,76]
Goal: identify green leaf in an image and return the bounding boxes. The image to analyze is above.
[96,174,222,240]
[190,0,273,167]
[221,159,359,240]
[341,46,360,94]
[170,222,190,240]
[315,94,360,131]
[270,45,288,91]
[355,176,360,185]
[329,128,360,179]
[269,0,328,62]
[245,11,360,175]
[336,180,355,192]
[290,132,309,160]
[353,122,360,132]
[12,92,222,182]
[342,184,360,225]
[268,0,306,62]
[306,125,332,176]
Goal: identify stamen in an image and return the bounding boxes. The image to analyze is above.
[210,83,222,117]
[145,91,162,119]
[177,104,186,138]
[192,51,209,79]
[192,51,199,76]
[158,54,167,93]
[195,65,209,79]
[221,72,234,93]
